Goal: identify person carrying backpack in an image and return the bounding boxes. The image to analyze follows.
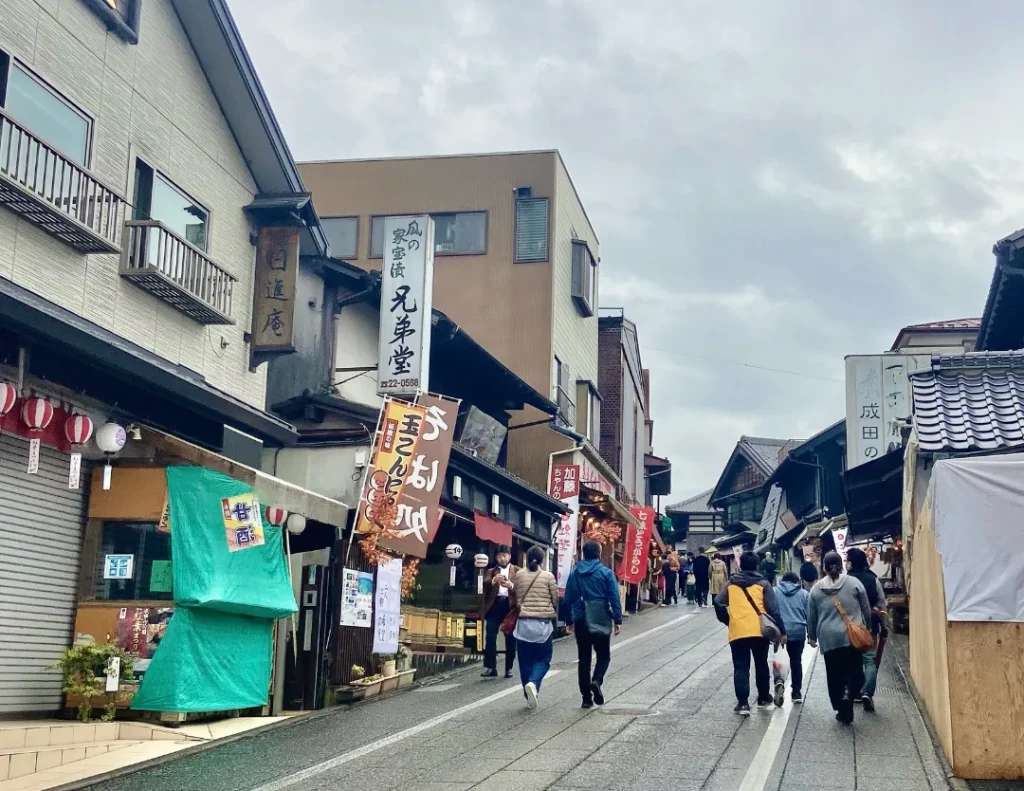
[559,540,623,709]
[777,572,810,703]
[713,551,786,715]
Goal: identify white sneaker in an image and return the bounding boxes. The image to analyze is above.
[524,682,538,710]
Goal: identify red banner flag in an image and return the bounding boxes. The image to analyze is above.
[619,506,654,584]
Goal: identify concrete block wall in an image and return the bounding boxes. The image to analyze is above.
[0,0,266,409]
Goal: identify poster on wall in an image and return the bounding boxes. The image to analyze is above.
[373,557,403,654]
[340,567,374,628]
[116,607,174,673]
[221,493,265,552]
[104,554,134,580]
[833,526,849,563]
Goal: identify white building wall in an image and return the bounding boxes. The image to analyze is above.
[0,0,265,408]
[549,156,599,395]
[334,301,385,410]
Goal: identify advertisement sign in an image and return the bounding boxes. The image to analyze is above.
[845,354,930,471]
[340,568,374,628]
[103,554,134,580]
[373,557,402,654]
[549,464,581,592]
[251,226,300,356]
[619,506,654,584]
[116,606,173,672]
[550,464,580,500]
[833,526,849,563]
[221,493,265,552]
[378,215,434,396]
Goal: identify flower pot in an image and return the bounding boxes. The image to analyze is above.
[379,674,399,693]
[379,659,396,677]
[396,669,416,689]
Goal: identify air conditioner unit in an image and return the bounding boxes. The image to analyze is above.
[452,475,463,500]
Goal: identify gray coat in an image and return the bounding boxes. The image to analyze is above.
[807,574,871,653]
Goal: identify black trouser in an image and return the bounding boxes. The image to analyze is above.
[484,600,515,672]
[823,646,863,713]
[665,585,678,605]
[695,576,710,606]
[730,636,770,705]
[786,639,805,696]
[574,620,611,702]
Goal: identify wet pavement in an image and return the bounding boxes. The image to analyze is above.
[85,605,956,791]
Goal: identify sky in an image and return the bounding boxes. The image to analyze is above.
[234,1,1023,500]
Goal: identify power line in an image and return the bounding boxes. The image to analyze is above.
[646,349,843,384]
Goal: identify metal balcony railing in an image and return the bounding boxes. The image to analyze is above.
[120,220,236,325]
[0,108,124,254]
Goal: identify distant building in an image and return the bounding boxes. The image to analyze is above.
[890,318,979,354]
[665,488,726,554]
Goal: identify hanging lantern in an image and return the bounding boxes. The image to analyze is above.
[95,421,127,491]
[286,513,307,535]
[0,382,16,417]
[265,505,288,527]
[21,397,53,476]
[445,544,463,560]
[63,413,94,491]
[474,552,489,595]
[473,553,489,569]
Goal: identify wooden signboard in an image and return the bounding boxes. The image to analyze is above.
[252,226,300,357]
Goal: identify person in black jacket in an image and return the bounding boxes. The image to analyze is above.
[799,556,819,591]
[846,548,886,712]
[692,548,711,607]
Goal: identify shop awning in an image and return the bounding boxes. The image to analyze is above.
[711,529,757,549]
[844,448,904,540]
[474,512,513,546]
[144,427,350,526]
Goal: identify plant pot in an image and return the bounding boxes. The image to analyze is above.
[395,669,416,689]
[379,674,399,693]
[336,678,382,703]
[379,659,396,677]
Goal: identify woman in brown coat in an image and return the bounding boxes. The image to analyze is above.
[709,554,729,596]
[511,546,559,709]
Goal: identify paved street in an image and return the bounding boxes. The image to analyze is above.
[85,606,952,791]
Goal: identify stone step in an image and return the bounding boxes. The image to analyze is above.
[0,741,143,781]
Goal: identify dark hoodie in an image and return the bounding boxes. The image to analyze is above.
[559,559,623,626]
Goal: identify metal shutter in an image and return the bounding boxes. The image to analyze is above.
[0,433,87,713]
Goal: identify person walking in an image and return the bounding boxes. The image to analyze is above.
[662,553,680,606]
[846,548,887,712]
[693,548,711,607]
[799,554,819,591]
[481,546,518,679]
[776,572,810,703]
[714,551,785,715]
[807,551,871,725]
[760,552,778,586]
[511,546,559,709]
[560,540,623,709]
[709,553,728,598]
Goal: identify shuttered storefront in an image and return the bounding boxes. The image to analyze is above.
[0,433,87,713]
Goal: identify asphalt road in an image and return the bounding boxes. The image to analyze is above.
[85,604,954,791]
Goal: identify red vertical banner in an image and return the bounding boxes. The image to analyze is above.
[618,506,654,584]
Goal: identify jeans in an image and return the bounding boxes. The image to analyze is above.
[786,639,805,696]
[517,636,553,690]
[823,646,864,714]
[730,636,771,705]
[695,577,710,606]
[574,620,611,701]
[860,646,878,697]
[484,600,515,672]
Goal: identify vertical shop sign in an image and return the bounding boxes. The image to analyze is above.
[378,216,434,396]
[549,464,580,592]
[251,227,300,356]
[619,506,654,584]
[833,525,850,563]
[373,556,403,654]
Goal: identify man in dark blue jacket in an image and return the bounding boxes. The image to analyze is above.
[559,540,623,708]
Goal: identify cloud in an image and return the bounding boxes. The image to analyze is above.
[234,0,1023,496]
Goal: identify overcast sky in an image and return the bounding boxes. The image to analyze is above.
[235,1,1020,500]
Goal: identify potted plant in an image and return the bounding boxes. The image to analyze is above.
[376,654,397,679]
[55,643,136,723]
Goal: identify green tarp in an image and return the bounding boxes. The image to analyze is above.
[131,466,296,713]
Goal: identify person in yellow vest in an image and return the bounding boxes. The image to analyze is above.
[713,551,786,715]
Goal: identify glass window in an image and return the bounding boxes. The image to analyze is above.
[94,522,173,601]
[571,240,597,316]
[322,217,358,258]
[514,197,549,262]
[3,62,90,166]
[370,211,487,257]
[133,160,209,250]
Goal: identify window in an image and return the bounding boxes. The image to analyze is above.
[0,57,91,167]
[370,211,487,257]
[133,160,209,250]
[514,197,549,262]
[85,0,142,44]
[575,380,601,447]
[571,240,597,316]
[553,356,575,428]
[94,522,172,601]
[322,217,358,258]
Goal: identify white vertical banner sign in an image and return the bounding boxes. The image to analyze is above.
[554,497,579,592]
[832,526,849,563]
[373,557,403,655]
[26,438,40,474]
[378,215,434,397]
[68,453,82,490]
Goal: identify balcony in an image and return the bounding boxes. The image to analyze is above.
[0,108,124,254]
[120,220,236,325]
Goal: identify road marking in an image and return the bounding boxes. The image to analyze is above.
[251,611,700,791]
[736,643,819,791]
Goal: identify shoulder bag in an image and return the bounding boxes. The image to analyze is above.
[738,584,782,643]
[500,571,541,635]
[832,596,874,652]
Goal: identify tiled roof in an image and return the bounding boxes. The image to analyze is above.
[741,436,800,475]
[902,318,981,331]
[911,352,1024,452]
[666,488,714,513]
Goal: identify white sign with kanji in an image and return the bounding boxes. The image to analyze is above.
[103,554,134,580]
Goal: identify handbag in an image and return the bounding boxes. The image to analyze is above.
[832,596,874,652]
[738,584,782,643]
[500,571,541,635]
[583,599,613,637]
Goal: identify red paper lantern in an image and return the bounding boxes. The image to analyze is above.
[64,413,95,446]
[0,383,16,416]
[21,397,54,432]
[265,505,288,527]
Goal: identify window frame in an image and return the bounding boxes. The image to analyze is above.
[132,156,212,253]
[571,239,597,316]
[0,54,95,169]
[84,0,142,44]
[321,215,360,259]
[553,356,576,429]
[368,210,489,259]
[513,196,550,263]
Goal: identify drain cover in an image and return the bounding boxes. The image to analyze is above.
[877,685,908,697]
[599,706,658,716]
